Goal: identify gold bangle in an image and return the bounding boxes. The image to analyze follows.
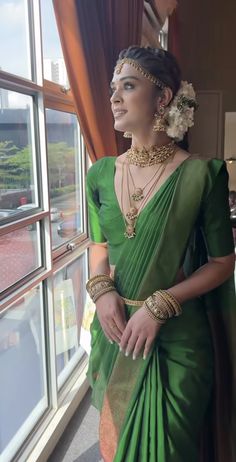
[145,305,167,324]
[86,274,112,290]
[120,291,182,319]
[158,290,182,316]
[93,286,116,303]
[154,292,176,317]
[86,274,115,303]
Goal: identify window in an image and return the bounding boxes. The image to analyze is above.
[45,109,85,250]
[0,285,47,461]
[0,0,31,79]
[0,1,89,460]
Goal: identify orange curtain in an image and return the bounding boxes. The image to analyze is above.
[53,0,144,162]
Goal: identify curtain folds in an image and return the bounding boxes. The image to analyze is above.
[168,8,181,63]
[53,0,144,162]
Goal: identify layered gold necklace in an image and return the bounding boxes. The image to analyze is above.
[121,144,176,238]
[126,141,175,167]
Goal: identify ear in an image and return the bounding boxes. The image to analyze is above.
[156,87,173,109]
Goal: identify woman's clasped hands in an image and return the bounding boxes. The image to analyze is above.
[95,291,162,360]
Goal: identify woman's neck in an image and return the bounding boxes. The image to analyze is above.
[131,132,172,149]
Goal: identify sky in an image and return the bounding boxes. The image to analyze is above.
[0,0,63,82]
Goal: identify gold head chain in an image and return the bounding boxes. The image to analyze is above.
[115,58,166,90]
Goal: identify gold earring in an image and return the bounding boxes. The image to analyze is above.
[123,131,132,138]
[153,106,166,132]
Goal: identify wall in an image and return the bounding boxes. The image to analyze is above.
[178,0,236,111]
[177,0,236,187]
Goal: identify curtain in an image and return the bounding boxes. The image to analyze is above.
[168,8,181,63]
[53,0,144,162]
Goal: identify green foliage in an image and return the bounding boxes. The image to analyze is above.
[48,142,75,189]
[0,140,19,157]
[0,144,32,188]
[0,141,76,192]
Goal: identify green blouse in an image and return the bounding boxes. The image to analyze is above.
[86,156,234,267]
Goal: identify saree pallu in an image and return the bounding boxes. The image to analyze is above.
[86,157,236,462]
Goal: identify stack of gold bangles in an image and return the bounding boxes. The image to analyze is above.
[122,290,182,324]
[143,290,182,324]
[86,274,182,324]
[86,274,115,303]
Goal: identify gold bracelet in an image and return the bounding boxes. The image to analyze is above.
[86,274,115,303]
[121,291,182,321]
[93,286,116,303]
[145,306,166,324]
[86,274,112,290]
[154,292,176,317]
[158,290,182,316]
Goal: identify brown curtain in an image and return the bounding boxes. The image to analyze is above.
[168,8,181,63]
[53,0,144,162]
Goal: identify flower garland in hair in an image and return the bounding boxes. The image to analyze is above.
[166,81,198,141]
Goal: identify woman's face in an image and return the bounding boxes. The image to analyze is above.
[110,63,159,134]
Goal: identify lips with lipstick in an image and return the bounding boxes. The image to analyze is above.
[113,109,127,119]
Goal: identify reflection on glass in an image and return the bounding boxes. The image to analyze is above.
[0,285,48,460]
[0,223,41,293]
[41,0,69,87]
[53,254,86,387]
[45,109,83,248]
[0,0,31,79]
[0,90,38,218]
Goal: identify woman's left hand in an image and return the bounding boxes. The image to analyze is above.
[119,307,163,360]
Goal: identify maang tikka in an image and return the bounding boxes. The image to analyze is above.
[153,105,167,132]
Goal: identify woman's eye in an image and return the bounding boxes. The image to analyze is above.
[124,82,134,89]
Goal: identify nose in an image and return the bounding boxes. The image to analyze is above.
[110,88,122,104]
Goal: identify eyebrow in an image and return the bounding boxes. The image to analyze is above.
[110,76,140,86]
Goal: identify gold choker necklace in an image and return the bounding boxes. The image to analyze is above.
[126,141,176,167]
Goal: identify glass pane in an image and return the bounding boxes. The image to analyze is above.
[45,109,83,248]
[41,0,69,87]
[0,90,38,218]
[0,0,31,79]
[0,285,48,461]
[0,223,41,293]
[53,254,87,388]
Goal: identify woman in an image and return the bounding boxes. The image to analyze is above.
[86,46,235,462]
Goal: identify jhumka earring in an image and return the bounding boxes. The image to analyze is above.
[123,131,132,138]
[153,105,166,132]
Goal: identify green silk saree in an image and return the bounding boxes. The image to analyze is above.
[86,157,235,462]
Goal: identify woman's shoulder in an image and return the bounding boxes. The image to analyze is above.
[184,155,226,174]
[182,156,228,196]
[87,156,116,178]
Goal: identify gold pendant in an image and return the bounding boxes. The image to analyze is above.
[124,224,136,238]
[126,206,138,221]
[131,188,144,201]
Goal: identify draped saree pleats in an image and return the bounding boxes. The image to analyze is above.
[86,157,235,462]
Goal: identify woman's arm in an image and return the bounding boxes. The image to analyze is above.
[89,242,110,276]
[120,254,235,360]
[168,253,235,303]
[89,242,127,343]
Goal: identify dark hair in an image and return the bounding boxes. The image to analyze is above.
[118,46,181,98]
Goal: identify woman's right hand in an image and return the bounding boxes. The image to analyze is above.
[95,290,127,343]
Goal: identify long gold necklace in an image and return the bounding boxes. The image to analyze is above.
[126,141,175,167]
[121,161,169,238]
[127,163,163,201]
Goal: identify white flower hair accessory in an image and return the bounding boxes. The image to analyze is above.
[165,80,198,142]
